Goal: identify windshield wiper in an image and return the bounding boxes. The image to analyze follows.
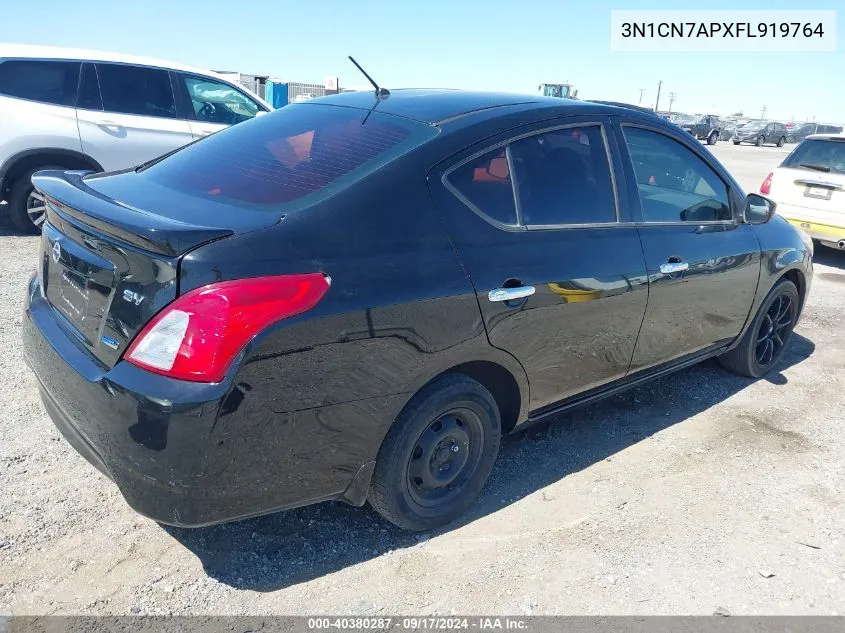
[799,163,831,172]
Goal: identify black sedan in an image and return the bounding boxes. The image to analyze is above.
[23,90,813,531]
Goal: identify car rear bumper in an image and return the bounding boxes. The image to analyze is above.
[22,275,385,526]
[777,208,845,247]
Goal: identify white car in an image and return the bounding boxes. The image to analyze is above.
[0,44,271,231]
[760,133,845,251]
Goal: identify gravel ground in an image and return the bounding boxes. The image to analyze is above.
[0,144,844,616]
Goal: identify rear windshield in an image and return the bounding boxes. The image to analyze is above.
[782,139,845,174]
[140,104,437,206]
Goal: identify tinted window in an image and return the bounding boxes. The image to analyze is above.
[509,126,615,225]
[97,63,176,118]
[782,139,845,174]
[446,148,517,226]
[0,60,80,106]
[77,63,102,110]
[623,127,732,223]
[180,74,261,124]
[141,104,434,206]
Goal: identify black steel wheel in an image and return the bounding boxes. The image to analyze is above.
[707,131,718,145]
[777,136,786,148]
[755,135,764,147]
[718,279,800,377]
[369,374,501,531]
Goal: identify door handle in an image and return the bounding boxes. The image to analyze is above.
[488,286,536,302]
[659,261,690,274]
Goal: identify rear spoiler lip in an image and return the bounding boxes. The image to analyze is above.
[32,170,233,257]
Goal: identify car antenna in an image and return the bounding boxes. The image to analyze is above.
[348,56,390,99]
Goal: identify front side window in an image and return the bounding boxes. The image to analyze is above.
[509,125,616,225]
[180,74,261,125]
[96,63,176,118]
[623,126,732,223]
[0,60,80,106]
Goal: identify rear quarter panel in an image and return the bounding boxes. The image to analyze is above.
[177,156,529,499]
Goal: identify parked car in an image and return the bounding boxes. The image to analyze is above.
[761,133,845,251]
[0,44,271,232]
[679,114,721,145]
[787,123,844,144]
[22,90,813,532]
[732,121,788,147]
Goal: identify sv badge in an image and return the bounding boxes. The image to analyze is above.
[122,289,144,306]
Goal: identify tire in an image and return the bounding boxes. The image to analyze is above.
[733,140,741,145]
[718,279,800,378]
[707,131,718,146]
[7,165,61,233]
[755,136,763,147]
[777,136,786,148]
[368,374,501,531]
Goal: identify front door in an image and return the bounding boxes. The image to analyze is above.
[616,121,760,372]
[430,120,649,412]
[76,63,193,171]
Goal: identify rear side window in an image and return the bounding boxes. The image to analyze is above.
[446,148,518,226]
[141,104,436,206]
[510,126,616,225]
[445,125,616,227]
[0,60,80,106]
[97,63,176,118]
[782,139,845,174]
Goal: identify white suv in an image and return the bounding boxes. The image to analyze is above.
[0,44,271,232]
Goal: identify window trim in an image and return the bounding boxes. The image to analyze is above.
[76,62,103,112]
[177,71,268,122]
[0,57,81,109]
[442,121,621,232]
[619,122,738,227]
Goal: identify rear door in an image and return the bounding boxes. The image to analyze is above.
[615,119,760,372]
[172,72,266,139]
[76,62,193,171]
[430,118,649,412]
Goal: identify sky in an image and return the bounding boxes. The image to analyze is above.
[4,0,843,122]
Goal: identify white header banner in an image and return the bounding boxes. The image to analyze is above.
[610,10,836,52]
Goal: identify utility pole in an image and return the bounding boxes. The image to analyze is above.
[760,105,768,118]
[668,92,677,113]
[654,80,663,113]
[638,88,646,104]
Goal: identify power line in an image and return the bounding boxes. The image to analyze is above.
[637,88,646,104]
[668,92,677,113]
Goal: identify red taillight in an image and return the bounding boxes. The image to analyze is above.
[760,172,773,195]
[124,273,330,382]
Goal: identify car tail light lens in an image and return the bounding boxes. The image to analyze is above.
[125,273,330,382]
[760,172,773,195]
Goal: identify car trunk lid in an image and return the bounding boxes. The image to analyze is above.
[32,170,283,368]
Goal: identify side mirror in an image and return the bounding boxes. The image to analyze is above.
[743,193,777,225]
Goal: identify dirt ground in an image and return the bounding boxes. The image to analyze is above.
[0,143,843,616]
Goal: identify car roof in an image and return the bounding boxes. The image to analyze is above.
[805,133,845,141]
[306,88,608,125]
[0,42,225,82]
